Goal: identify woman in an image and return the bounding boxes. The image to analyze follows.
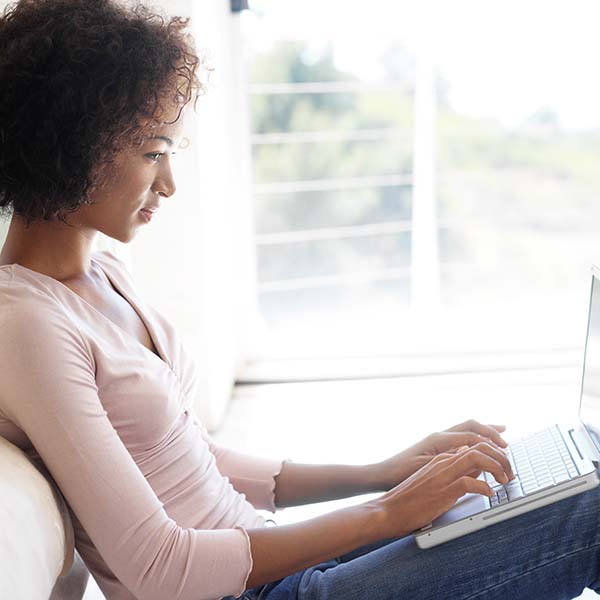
[0,1,599,599]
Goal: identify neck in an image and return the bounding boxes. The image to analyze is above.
[0,213,98,281]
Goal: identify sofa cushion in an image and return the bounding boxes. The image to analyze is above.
[0,436,75,599]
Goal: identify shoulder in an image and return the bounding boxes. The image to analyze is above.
[0,297,96,398]
[0,277,90,355]
[1,293,78,339]
[0,273,59,318]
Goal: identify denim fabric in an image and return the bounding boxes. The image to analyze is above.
[228,484,600,599]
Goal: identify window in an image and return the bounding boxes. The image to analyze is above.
[240,1,600,371]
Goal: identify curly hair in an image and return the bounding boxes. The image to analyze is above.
[0,0,206,226]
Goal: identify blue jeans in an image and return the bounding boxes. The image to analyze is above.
[229,485,600,599]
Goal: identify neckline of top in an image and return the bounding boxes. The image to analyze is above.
[5,253,171,369]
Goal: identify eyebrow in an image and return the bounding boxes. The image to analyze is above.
[148,135,174,147]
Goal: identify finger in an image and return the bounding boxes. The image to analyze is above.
[470,441,514,479]
[433,431,498,453]
[446,449,511,485]
[450,445,469,455]
[456,468,483,480]
[481,424,508,448]
[448,475,493,499]
[467,469,483,479]
[422,451,457,468]
[446,419,508,449]
[461,444,515,481]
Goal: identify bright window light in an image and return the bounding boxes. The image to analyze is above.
[240,0,600,364]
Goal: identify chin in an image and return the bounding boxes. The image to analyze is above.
[121,231,138,244]
[105,228,136,245]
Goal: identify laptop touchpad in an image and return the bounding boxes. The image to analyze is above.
[432,493,489,527]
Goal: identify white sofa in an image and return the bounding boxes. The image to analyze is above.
[0,436,89,600]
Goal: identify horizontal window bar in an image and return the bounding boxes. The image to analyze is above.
[253,174,413,195]
[248,81,412,95]
[257,260,477,294]
[254,218,562,247]
[258,267,412,293]
[251,128,411,145]
[256,221,413,245]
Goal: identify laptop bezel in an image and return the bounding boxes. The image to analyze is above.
[576,265,600,462]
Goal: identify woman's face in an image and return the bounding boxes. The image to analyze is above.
[72,104,189,243]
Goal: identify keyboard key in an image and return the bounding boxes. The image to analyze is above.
[506,482,525,501]
[541,482,557,492]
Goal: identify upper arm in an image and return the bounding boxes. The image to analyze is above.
[0,303,252,600]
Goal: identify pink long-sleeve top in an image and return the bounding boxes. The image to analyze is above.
[0,249,288,600]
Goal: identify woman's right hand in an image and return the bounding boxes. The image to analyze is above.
[246,440,513,589]
[370,441,514,539]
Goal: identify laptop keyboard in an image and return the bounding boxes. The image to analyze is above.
[483,425,580,508]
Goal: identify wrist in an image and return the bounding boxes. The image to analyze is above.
[363,461,391,493]
[366,454,425,492]
[358,499,392,543]
[365,492,418,541]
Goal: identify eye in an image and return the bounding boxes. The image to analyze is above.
[146,152,177,162]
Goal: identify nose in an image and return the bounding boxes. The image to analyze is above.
[152,161,177,198]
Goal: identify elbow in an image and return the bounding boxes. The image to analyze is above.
[121,524,247,600]
[129,526,195,600]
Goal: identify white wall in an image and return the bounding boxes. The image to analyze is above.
[126,0,258,431]
[0,0,257,431]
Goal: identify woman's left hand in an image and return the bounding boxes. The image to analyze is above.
[370,419,510,491]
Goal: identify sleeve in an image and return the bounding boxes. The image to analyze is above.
[0,301,254,600]
[196,419,292,513]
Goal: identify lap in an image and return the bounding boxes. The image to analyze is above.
[242,486,600,600]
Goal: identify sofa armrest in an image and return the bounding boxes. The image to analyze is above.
[0,436,77,599]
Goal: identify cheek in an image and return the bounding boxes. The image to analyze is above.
[92,160,152,209]
[111,177,149,207]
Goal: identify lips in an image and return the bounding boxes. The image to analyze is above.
[139,208,157,223]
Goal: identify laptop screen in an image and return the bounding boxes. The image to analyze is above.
[579,269,600,453]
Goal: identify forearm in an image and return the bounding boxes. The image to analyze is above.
[246,502,388,588]
[273,461,386,508]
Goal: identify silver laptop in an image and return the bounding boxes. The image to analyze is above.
[415,266,600,549]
